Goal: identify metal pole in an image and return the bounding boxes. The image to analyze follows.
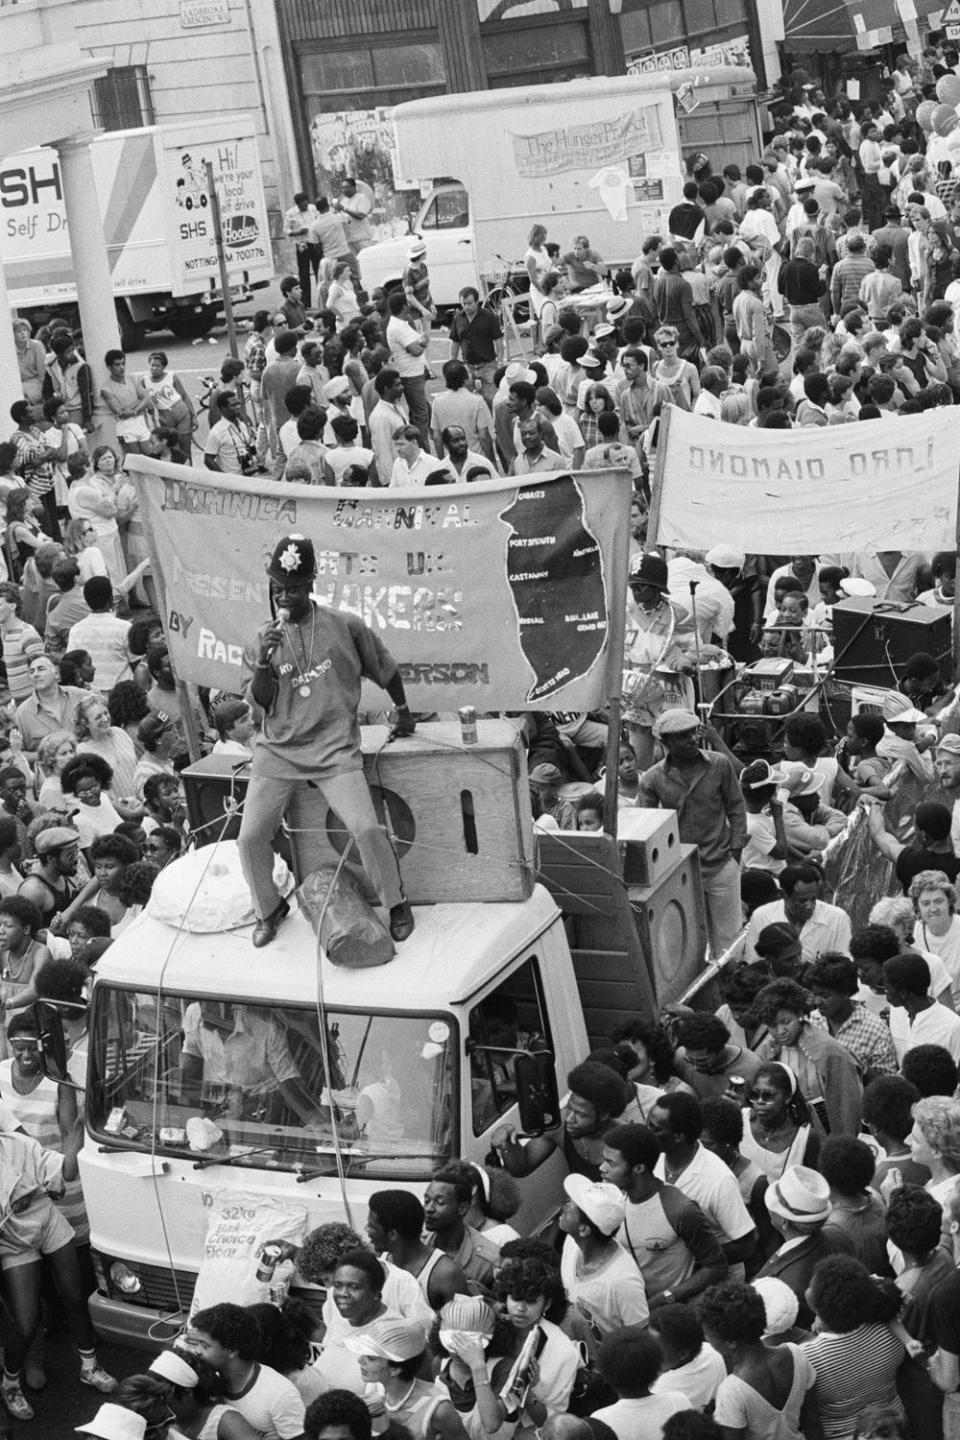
[688,579,707,723]
[206,160,239,360]
[954,458,960,679]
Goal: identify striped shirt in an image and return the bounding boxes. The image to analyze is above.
[802,1324,904,1440]
[0,1060,89,1241]
[0,619,43,702]
[66,612,131,692]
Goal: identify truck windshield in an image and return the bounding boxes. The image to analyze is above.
[87,986,457,1179]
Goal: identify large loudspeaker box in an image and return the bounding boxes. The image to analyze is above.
[628,845,707,1007]
[831,597,951,686]
[182,720,535,905]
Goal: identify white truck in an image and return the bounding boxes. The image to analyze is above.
[38,720,707,1348]
[1,116,273,348]
[358,68,760,311]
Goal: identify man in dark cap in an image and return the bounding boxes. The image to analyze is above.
[239,533,415,948]
[638,708,747,957]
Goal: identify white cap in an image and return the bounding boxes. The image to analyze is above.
[705,544,746,569]
[594,323,616,339]
[504,362,536,384]
[838,576,876,598]
[77,1408,147,1440]
[563,1174,626,1236]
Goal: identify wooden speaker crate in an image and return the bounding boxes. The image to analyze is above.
[184,721,535,905]
[617,807,681,887]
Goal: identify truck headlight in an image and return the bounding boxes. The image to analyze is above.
[108,1261,144,1297]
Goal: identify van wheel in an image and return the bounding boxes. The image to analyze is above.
[116,303,144,352]
[168,310,216,340]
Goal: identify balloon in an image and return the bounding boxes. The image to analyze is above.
[917,99,937,130]
[938,74,960,107]
[932,103,958,136]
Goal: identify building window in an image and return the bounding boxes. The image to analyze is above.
[482,15,592,88]
[298,38,446,109]
[92,65,155,130]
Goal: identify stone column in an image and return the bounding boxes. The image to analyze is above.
[0,267,24,427]
[54,133,121,446]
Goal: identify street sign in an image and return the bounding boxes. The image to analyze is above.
[948,23,960,37]
[943,0,960,21]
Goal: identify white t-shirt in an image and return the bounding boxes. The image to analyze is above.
[593,1392,692,1440]
[327,446,376,485]
[559,1236,649,1335]
[654,1143,754,1244]
[744,810,784,873]
[386,316,426,378]
[652,1344,727,1410]
[551,412,585,464]
[889,1000,960,1064]
[225,1363,304,1440]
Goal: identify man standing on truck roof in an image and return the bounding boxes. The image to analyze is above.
[239,534,415,949]
[449,287,503,407]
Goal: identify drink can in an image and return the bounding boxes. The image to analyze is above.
[255,1243,281,1282]
[459,706,478,745]
[726,1075,747,1104]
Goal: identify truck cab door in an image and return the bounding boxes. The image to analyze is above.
[416,185,474,308]
[464,952,567,1237]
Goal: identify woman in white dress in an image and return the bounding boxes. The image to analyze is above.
[66,447,127,588]
[525,223,552,335]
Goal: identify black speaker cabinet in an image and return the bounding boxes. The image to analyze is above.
[831,597,951,686]
[628,846,708,1008]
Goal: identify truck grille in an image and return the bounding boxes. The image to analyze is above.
[135,1263,197,1315]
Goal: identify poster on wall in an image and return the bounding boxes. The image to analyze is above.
[310,109,419,241]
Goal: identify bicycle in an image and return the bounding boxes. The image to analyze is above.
[479,255,533,359]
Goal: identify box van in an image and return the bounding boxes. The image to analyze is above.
[359,69,760,310]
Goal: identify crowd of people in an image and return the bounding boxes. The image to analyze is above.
[7,31,960,1440]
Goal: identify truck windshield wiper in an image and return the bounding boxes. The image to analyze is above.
[192,1145,285,1170]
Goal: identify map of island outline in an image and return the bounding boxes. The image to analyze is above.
[500,473,608,702]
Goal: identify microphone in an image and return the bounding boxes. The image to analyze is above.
[276,607,291,625]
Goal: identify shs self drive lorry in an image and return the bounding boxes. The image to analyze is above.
[359,69,760,310]
[1,115,272,348]
[43,720,707,1347]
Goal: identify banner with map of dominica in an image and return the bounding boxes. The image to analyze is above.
[129,460,632,711]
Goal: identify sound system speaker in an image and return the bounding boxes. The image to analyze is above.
[628,845,708,1007]
[831,597,951,686]
[182,721,534,905]
[617,808,681,887]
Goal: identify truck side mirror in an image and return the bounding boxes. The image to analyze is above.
[514,1050,560,1136]
[33,1001,84,1088]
